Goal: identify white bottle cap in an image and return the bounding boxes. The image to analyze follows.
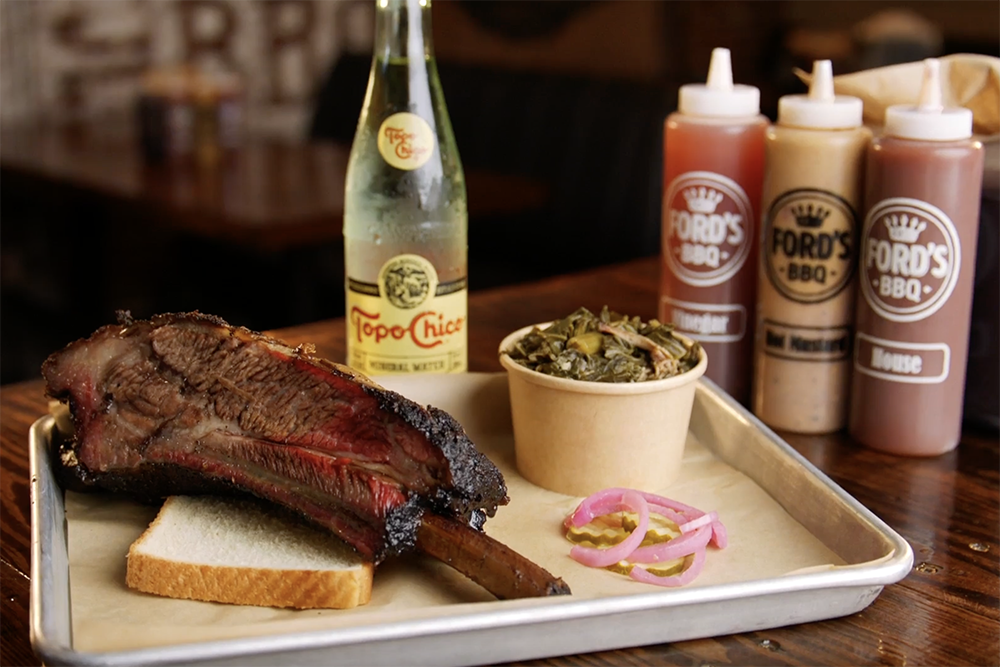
[777,60,863,129]
[884,59,973,141]
[678,47,760,118]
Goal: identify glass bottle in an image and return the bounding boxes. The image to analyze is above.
[343,0,467,375]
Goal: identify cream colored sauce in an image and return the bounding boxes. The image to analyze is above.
[752,125,871,433]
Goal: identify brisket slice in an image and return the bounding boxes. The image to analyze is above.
[43,312,569,598]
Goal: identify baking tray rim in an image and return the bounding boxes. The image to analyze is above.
[29,376,915,666]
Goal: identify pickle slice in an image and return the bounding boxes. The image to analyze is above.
[604,557,687,577]
[566,511,679,549]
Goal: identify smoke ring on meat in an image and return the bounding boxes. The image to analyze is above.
[42,311,509,563]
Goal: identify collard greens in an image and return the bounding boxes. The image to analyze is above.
[505,306,702,383]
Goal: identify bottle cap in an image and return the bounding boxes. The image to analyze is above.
[777,60,863,129]
[884,59,973,141]
[678,48,760,118]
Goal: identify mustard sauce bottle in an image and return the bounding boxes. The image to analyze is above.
[752,60,871,433]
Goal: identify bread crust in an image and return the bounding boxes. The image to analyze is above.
[126,497,374,610]
[126,551,373,609]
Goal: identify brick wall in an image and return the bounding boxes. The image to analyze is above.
[0,0,374,138]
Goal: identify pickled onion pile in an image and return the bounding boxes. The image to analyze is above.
[564,488,727,587]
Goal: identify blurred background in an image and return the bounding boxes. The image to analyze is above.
[2,0,998,385]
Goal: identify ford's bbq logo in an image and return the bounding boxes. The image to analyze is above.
[765,189,857,304]
[381,257,431,309]
[663,172,753,286]
[860,198,961,322]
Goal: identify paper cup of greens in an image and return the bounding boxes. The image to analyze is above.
[499,307,707,497]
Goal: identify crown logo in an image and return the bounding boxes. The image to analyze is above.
[883,214,926,243]
[683,187,724,214]
[791,204,830,229]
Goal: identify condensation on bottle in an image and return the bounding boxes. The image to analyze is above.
[343,0,468,376]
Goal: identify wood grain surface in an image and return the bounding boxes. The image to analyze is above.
[0,122,550,253]
[2,257,997,666]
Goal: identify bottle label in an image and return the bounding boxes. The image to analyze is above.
[764,189,857,303]
[663,171,753,287]
[377,112,436,171]
[347,254,467,375]
[860,197,961,322]
[854,333,950,384]
[761,319,851,362]
[660,296,745,342]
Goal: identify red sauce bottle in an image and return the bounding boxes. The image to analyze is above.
[849,59,985,456]
[660,48,768,404]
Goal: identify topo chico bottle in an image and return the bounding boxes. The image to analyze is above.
[344,0,467,375]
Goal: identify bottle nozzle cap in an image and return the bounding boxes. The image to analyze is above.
[808,60,835,103]
[706,47,734,91]
[777,60,863,129]
[678,47,760,118]
[884,58,972,141]
[917,58,944,112]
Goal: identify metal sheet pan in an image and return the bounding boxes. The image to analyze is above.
[30,374,912,667]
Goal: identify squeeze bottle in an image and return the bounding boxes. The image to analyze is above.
[752,60,871,433]
[659,47,767,404]
[849,58,985,455]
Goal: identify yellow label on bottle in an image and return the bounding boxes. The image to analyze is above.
[346,254,467,375]
[377,112,436,171]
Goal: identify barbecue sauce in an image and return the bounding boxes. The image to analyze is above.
[659,48,767,404]
[849,59,985,455]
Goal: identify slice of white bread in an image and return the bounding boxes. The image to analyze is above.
[126,496,373,609]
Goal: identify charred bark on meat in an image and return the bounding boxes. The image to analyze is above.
[42,312,570,599]
[418,513,571,599]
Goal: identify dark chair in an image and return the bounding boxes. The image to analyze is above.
[309,53,677,288]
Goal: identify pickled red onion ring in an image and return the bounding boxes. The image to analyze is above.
[638,502,687,526]
[710,520,728,549]
[678,510,718,534]
[569,490,649,568]
[630,548,706,587]
[628,525,711,564]
[565,487,727,588]
[635,491,702,516]
[565,487,635,527]
[566,488,701,528]
[565,492,684,530]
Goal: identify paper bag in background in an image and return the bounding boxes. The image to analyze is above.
[822,54,999,137]
[801,54,1000,428]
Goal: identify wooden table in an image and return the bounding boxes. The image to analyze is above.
[2,257,997,666]
[0,121,550,253]
[0,120,552,385]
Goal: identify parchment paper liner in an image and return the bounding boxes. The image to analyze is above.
[65,373,849,653]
